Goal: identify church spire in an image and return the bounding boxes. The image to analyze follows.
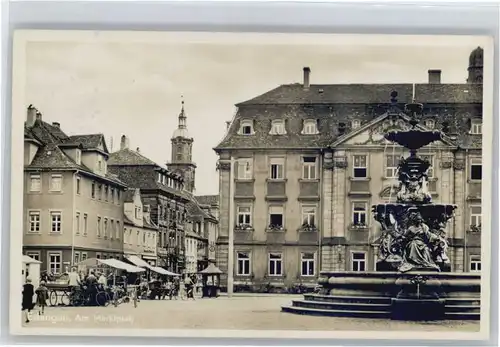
[178,95,187,129]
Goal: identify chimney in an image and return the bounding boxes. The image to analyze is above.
[303,67,311,90]
[136,147,140,153]
[26,105,37,127]
[428,69,441,84]
[35,111,42,120]
[52,122,60,128]
[120,135,130,150]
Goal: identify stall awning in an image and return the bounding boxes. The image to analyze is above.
[199,263,223,275]
[98,258,145,273]
[125,255,153,269]
[22,255,41,264]
[150,266,180,276]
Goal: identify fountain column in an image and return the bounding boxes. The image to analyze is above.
[321,150,335,271]
[332,153,348,271]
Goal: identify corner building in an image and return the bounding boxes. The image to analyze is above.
[214,47,484,290]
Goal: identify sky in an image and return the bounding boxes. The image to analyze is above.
[24,36,481,195]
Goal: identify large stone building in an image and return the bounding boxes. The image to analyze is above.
[23,106,127,273]
[107,135,189,273]
[214,47,484,290]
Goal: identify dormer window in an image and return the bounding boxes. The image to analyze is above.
[239,120,254,135]
[97,158,102,171]
[351,120,361,130]
[470,119,482,134]
[424,119,435,129]
[301,120,319,135]
[270,119,286,135]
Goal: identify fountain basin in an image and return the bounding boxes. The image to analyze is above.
[282,271,481,320]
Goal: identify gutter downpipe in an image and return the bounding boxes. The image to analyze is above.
[71,170,79,267]
[227,156,235,297]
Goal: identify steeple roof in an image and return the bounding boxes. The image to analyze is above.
[172,96,192,140]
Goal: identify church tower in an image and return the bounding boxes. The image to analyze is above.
[167,97,197,193]
[467,46,483,84]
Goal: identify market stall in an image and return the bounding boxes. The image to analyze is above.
[199,263,223,298]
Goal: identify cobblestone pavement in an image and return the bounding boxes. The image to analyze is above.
[23,295,479,332]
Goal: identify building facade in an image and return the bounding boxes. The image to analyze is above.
[123,188,159,266]
[108,135,189,274]
[214,47,484,290]
[24,106,127,273]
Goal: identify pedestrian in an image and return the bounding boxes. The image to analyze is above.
[68,266,80,294]
[22,278,34,323]
[35,280,48,315]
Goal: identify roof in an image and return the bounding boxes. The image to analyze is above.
[68,134,108,152]
[108,148,157,166]
[24,112,127,187]
[123,189,136,203]
[199,263,223,274]
[215,82,483,151]
[195,195,219,206]
[237,84,414,105]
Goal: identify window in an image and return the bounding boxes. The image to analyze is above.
[470,255,481,272]
[26,251,40,261]
[301,205,316,227]
[81,252,88,261]
[424,119,435,129]
[137,231,140,245]
[351,120,361,129]
[239,120,254,135]
[117,190,121,203]
[29,174,41,192]
[470,206,482,227]
[48,252,62,274]
[385,154,400,178]
[470,119,482,135]
[74,252,80,265]
[237,252,251,275]
[269,158,285,180]
[28,211,40,233]
[237,206,252,226]
[111,188,115,203]
[50,211,62,233]
[270,120,286,135]
[96,253,101,259]
[302,120,318,135]
[104,218,108,238]
[83,213,88,236]
[143,232,146,245]
[352,202,367,226]
[301,253,315,276]
[353,155,367,178]
[470,158,482,180]
[157,173,162,183]
[352,252,366,271]
[97,217,102,237]
[91,182,96,199]
[268,253,283,276]
[75,212,80,235]
[104,186,109,201]
[420,155,434,178]
[50,174,62,191]
[302,157,317,180]
[98,158,102,171]
[110,220,114,239]
[76,176,81,195]
[97,184,102,200]
[237,159,253,180]
[269,205,284,229]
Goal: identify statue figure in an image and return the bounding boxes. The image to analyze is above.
[396,158,432,204]
[398,211,441,273]
[377,212,404,264]
[429,216,450,265]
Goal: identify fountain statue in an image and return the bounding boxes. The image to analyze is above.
[282,91,481,321]
[374,93,456,274]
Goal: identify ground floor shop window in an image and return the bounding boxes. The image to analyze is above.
[301,252,315,276]
[351,252,366,272]
[470,255,481,272]
[47,251,62,274]
[237,252,251,276]
[268,253,283,276]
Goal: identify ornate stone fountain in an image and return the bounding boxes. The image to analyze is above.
[282,92,481,321]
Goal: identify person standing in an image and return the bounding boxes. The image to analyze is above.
[35,281,48,315]
[22,278,34,323]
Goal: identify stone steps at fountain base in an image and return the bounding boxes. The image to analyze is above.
[444,311,480,320]
[292,299,391,312]
[303,294,391,304]
[281,305,390,319]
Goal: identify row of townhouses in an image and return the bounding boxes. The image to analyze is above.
[23,101,219,275]
[213,46,484,290]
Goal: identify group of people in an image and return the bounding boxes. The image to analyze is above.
[21,278,48,323]
[137,273,199,300]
